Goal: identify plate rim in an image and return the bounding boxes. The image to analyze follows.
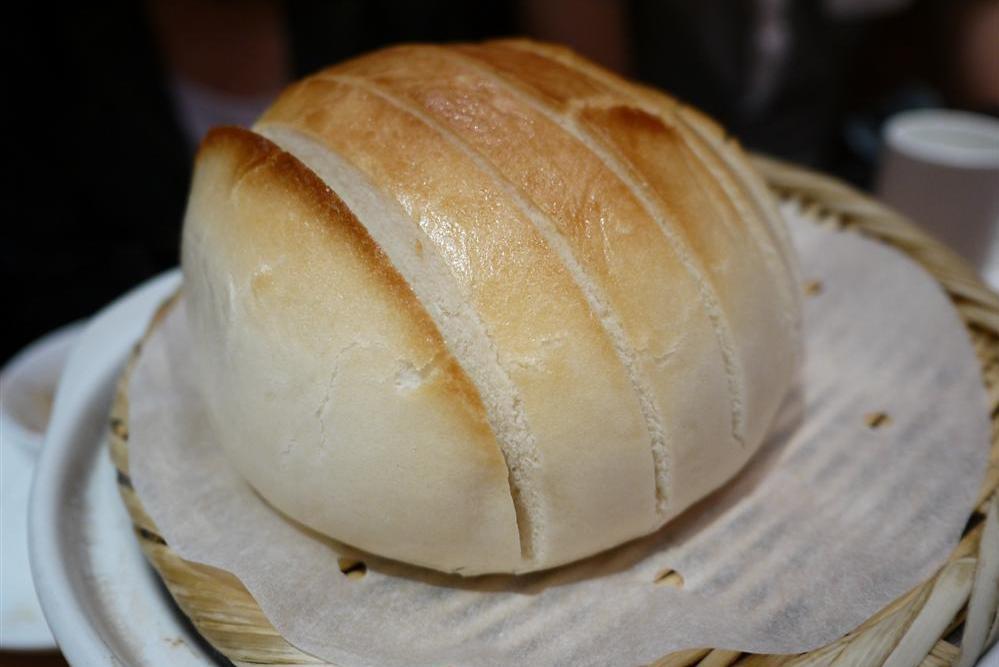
[28,269,182,665]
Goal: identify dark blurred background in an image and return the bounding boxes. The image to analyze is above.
[5,0,998,365]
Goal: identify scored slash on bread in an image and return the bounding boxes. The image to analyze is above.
[185,128,524,574]
[182,40,801,575]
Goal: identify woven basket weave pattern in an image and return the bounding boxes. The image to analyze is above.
[108,157,999,667]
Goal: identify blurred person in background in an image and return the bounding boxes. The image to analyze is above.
[5,0,994,364]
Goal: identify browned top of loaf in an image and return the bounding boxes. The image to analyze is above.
[196,126,496,443]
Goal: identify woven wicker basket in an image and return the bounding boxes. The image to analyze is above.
[108,157,999,667]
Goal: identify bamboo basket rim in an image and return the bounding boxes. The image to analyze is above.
[108,156,999,667]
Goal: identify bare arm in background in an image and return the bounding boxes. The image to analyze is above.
[146,0,290,96]
[519,0,632,74]
[956,0,999,110]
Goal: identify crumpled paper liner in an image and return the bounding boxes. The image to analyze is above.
[128,203,989,666]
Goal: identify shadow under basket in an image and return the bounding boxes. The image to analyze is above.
[108,156,999,667]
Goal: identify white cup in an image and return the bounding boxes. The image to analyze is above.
[876,109,999,270]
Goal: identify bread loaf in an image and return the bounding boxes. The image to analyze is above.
[181,40,802,575]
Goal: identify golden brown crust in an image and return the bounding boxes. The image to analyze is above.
[260,66,661,568]
[497,38,803,342]
[458,40,798,449]
[321,44,740,515]
[492,39,802,315]
[197,128,495,440]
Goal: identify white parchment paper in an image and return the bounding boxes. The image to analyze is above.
[128,204,990,666]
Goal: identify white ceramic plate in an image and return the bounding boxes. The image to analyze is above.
[28,270,228,666]
[1,321,83,650]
